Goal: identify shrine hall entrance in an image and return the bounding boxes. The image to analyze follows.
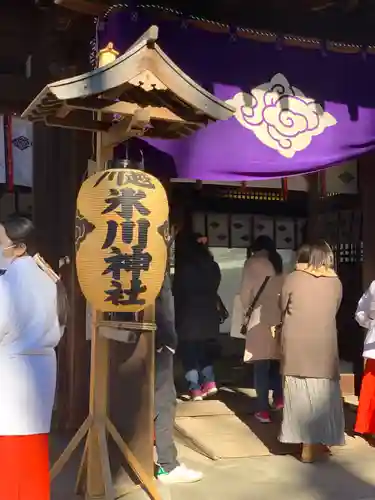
[167,170,361,459]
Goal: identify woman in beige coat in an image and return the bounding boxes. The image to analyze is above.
[240,236,284,423]
[279,241,345,463]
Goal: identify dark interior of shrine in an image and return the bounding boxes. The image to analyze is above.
[167,179,362,395]
[44,0,375,44]
[131,0,375,44]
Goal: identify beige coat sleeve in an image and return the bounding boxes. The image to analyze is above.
[240,259,252,309]
[281,272,293,313]
[239,259,256,309]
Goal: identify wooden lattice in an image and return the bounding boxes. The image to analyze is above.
[221,189,284,201]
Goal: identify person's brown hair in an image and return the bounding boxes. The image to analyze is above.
[299,240,334,269]
[248,235,283,275]
[296,244,311,265]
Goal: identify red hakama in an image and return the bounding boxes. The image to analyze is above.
[0,434,50,500]
[355,358,375,435]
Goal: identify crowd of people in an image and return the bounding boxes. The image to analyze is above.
[169,230,375,466]
[2,215,375,499]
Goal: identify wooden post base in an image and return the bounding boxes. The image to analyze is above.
[50,415,161,500]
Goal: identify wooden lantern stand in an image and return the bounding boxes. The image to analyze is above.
[49,81,161,497]
[21,25,234,500]
[49,97,161,498]
[50,311,158,500]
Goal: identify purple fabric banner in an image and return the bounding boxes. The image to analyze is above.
[100,9,375,180]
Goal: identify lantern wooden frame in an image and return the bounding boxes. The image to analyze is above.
[21,25,234,500]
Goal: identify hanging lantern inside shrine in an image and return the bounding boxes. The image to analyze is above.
[75,168,169,312]
[97,42,119,68]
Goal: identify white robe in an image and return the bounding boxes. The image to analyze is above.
[355,280,375,360]
[0,256,63,435]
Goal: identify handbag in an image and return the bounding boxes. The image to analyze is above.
[217,295,229,324]
[272,297,290,339]
[230,295,247,339]
[240,276,271,336]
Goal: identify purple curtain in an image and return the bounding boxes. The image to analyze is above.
[100,9,375,180]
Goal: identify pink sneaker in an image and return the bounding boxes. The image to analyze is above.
[272,399,284,411]
[191,390,203,401]
[202,382,218,398]
[254,411,271,423]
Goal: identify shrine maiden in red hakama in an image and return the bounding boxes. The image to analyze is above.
[355,281,375,437]
[0,217,65,500]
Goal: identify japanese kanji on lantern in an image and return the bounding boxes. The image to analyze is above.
[75,168,169,312]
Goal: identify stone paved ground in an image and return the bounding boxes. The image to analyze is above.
[52,433,375,500]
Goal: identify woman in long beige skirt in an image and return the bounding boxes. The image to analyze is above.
[279,241,345,463]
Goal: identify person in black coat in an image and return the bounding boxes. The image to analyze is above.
[173,231,221,401]
[112,273,203,484]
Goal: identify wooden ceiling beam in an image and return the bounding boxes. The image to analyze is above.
[65,98,190,123]
[45,115,110,132]
[54,0,109,16]
[103,108,151,147]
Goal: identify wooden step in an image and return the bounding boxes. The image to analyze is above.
[175,414,298,459]
[175,388,362,460]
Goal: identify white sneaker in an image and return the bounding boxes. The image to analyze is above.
[158,464,203,484]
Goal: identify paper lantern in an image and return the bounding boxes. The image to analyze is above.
[75,168,169,312]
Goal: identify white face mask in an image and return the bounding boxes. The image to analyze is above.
[0,244,15,272]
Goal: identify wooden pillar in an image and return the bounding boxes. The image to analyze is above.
[29,8,96,428]
[33,125,92,428]
[359,153,375,288]
[306,172,321,241]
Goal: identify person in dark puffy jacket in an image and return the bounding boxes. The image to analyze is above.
[173,231,221,401]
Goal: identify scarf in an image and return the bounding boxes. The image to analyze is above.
[295,263,338,278]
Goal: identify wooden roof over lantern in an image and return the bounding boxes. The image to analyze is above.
[21,26,234,144]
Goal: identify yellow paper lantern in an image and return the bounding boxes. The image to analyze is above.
[75,169,169,312]
[97,42,120,68]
